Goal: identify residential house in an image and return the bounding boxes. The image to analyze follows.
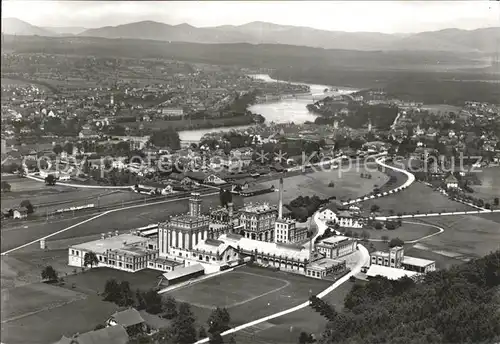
[13,207,28,219]
[445,174,459,189]
[54,324,129,344]
[106,308,146,334]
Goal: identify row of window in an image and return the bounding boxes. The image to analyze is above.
[307,270,324,278]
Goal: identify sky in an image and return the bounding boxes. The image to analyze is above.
[2,1,499,33]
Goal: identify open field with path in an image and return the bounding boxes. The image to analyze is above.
[363,182,474,215]
[249,163,389,205]
[414,214,500,259]
[338,221,437,242]
[166,265,331,329]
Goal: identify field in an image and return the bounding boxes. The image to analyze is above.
[248,163,389,205]
[1,292,119,344]
[414,214,500,259]
[165,265,331,328]
[0,193,221,253]
[234,281,354,344]
[338,221,438,242]
[420,104,462,114]
[1,177,147,215]
[472,167,500,203]
[363,182,474,215]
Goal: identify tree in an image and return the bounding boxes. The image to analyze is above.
[389,237,404,248]
[208,307,231,334]
[374,222,383,230]
[53,144,63,155]
[163,295,178,319]
[309,295,337,321]
[381,235,389,243]
[361,231,370,241]
[45,174,57,186]
[63,142,74,155]
[170,302,197,344]
[370,205,380,213]
[299,331,315,344]
[83,251,99,268]
[149,128,180,150]
[328,181,335,188]
[1,181,11,192]
[385,221,396,230]
[494,198,499,206]
[94,324,105,330]
[41,265,58,282]
[20,200,34,214]
[199,327,207,339]
[209,332,224,344]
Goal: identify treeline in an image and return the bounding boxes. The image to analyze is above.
[285,195,333,222]
[313,250,500,344]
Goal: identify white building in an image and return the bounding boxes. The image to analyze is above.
[161,108,183,117]
[445,175,459,189]
[315,236,357,259]
[68,232,163,272]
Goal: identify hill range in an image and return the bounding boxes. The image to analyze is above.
[2,17,499,53]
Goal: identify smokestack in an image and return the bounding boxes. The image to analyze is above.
[278,177,284,219]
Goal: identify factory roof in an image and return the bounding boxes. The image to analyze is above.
[366,265,419,280]
[219,234,310,261]
[317,235,352,246]
[71,234,149,255]
[402,256,435,267]
[162,264,205,281]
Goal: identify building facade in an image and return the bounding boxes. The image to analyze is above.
[315,236,358,259]
[238,203,278,242]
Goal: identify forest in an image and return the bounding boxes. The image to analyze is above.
[312,250,500,344]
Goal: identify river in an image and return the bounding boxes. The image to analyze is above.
[178,74,358,142]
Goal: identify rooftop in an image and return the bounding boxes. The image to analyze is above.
[371,250,390,258]
[308,257,344,270]
[240,203,277,213]
[366,264,419,281]
[162,263,205,281]
[318,235,352,246]
[110,308,145,327]
[71,234,150,255]
[402,255,435,267]
[219,234,310,261]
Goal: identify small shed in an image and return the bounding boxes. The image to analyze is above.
[160,264,205,286]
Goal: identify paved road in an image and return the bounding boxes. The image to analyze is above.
[376,209,500,221]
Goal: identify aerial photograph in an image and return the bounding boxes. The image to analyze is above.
[1,1,499,343]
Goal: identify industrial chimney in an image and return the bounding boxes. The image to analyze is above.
[278,177,284,219]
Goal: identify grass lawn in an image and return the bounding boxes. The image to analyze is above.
[338,221,437,242]
[420,104,462,115]
[61,267,163,295]
[415,215,500,258]
[168,270,289,309]
[233,281,355,344]
[1,282,85,322]
[1,294,118,344]
[248,164,389,205]
[0,194,221,253]
[164,265,330,329]
[363,182,474,216]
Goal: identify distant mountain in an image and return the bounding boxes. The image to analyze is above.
[1,18,55,36]
[42,26,87,35]
[77,20,500,53]
[2,18,499,53]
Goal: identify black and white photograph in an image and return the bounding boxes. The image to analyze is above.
[1,1,499,343]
